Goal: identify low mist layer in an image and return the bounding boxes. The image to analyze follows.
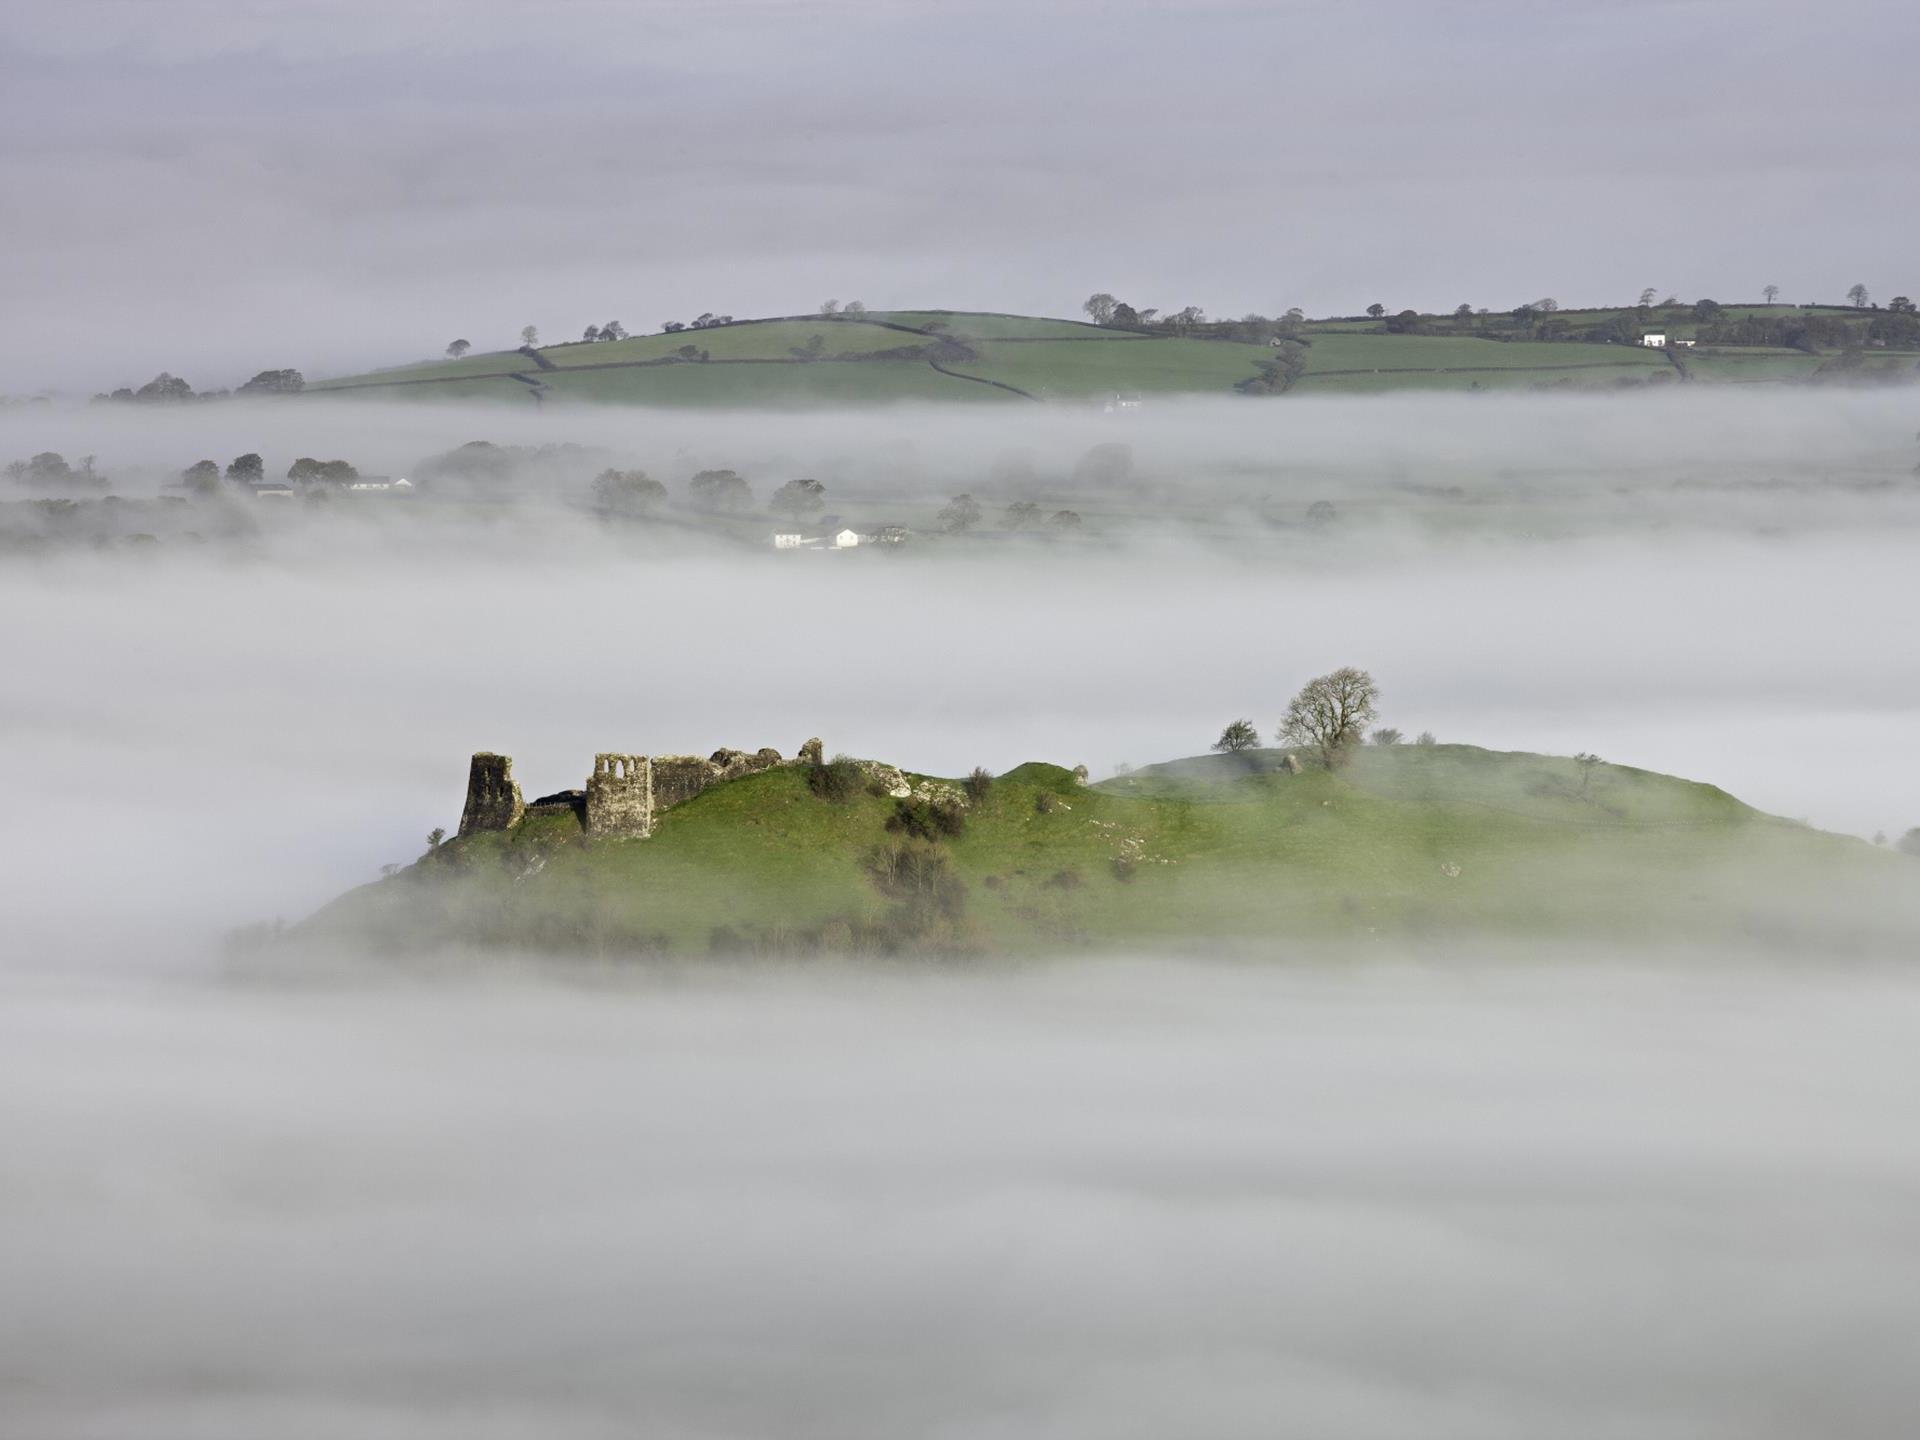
[3,958,1917,1439]
[4,391,1919,964]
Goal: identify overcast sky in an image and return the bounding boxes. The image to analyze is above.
[4,0,1917,392]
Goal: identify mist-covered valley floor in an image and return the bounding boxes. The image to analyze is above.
[6,959,1920,1439]
[4,389,1920,1435]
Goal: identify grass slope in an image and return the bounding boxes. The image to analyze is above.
[306,309,1727,408]
[300,745,1908,959]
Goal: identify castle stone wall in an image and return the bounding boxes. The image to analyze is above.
[651,746,791,814]
[455,739,817,843]
[459,752,525,835]
[585,753,653,838]
[649,756,715,813]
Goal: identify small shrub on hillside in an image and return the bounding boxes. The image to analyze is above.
[965,767,994,803]
[1036,792,1062,815]
[1213,719,1260,753]
[1370,728,1403,746]
[807,753,863,803]
[1415,731,1437,746]
[864,840,969,925]
[887,796,966,841]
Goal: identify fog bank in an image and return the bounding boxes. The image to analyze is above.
[4,390,1919,963]
[3,958,1916,1439]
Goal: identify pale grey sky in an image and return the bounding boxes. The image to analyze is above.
[3,0,1915,392]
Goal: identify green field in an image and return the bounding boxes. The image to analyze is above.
[532,360,1007,407]
[299,744,1911,959]
[943,336,1274,397]
[1680,350,1827,383]
[870,311,1138,341]
[306,304,1904,408]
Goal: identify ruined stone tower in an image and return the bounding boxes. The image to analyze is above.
[459,752,526,835]
[585,753,654,838]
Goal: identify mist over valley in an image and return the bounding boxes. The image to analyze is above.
[6,0,1920,1433]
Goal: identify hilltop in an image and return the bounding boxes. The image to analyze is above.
[294,740,1914,960]
[296,298,1920,408]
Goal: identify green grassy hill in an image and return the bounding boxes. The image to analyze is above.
[307,309,1680,408]
[297,744,1913,959]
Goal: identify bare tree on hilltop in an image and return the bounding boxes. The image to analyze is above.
[1279,667,1380,767]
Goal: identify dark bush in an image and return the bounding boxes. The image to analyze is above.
[1036,792,1062,815]
[807,753,863,803]
[887,796,966,841]
[965,767,994,802]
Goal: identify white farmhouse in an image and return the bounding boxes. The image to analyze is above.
[772,532,809,549]
[833,528,860,549]
[1640,332,1667,348]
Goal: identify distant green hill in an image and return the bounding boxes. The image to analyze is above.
[296,744,1913,959]
[306,309,1684,408]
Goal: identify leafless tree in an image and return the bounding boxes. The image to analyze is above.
[1278,667,1379,765]
[1762,284,1780,304]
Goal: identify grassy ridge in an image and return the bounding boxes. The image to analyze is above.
[301,745,1907,958]
[306,303,1912,407]
[306,309,1699,407]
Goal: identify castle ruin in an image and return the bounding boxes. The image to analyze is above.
[459,752,526,834]
[458,739,822,841]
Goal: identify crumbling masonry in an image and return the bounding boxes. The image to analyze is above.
[457,739,823,840]
[459,752,526,834]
